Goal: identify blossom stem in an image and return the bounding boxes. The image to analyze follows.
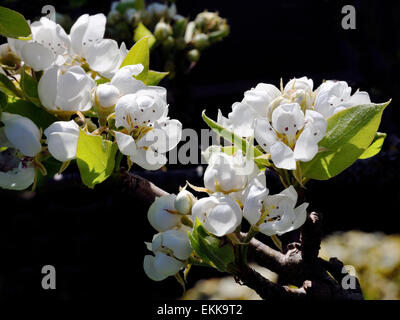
[239,226,259,266]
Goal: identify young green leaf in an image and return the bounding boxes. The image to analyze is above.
[188,219,235,272]
[0,6,31,39]
[21,68,39,99]
[3,98,57,128]
[301,101,390,180]
[120,36,150,81]
[134,22,156,49]
[359,132,386,160]
[76,130,118,188]
[202,110,262,159]
[145,70,169,86]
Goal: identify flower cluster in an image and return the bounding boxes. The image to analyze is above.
[107,1,229,76]
[218,77,372,170]
[0,11,181,190]
[144,146,309,282]
[144,76,386,287]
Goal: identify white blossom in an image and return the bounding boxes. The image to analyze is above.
[38,64,95,112]
[44,120,80,162]
[203,148,256,193]
[243,173,308,236]
[174,189,196,215]
[144,229,192,282]
[114,88,182,170]
[8,17,70,71]
[147,194,182,232]
[191,194,242,237]
[314,80,371,118]
[255,103,327,170]
[0,113,41,190]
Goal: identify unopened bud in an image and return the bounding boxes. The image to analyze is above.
[174,189,196,214]
[192,33,209,50]
[154,21,172,41]
[96,84,120,109]
[107,10,122,25]
[187,49,200,63]
[124,8,137,24]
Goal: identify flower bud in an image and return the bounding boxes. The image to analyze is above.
[155,21,172,41]
[148,194,181,232]
[107,10,122,25]
[124,8,137,24]
[192,195,242,237]
[192,33,209,50]
[174,189,196,214]
[187,49,200,62]
[44,120,80,162]
[173,17,188,38]
[95,84,120,109]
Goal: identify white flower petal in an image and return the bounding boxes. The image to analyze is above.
[338,91,371,109]
[143,255,167,281]
[21,42,54,71]
[242,83,281,117]
[192,195,242,237]
[55,65,95,112]
[291,202,308,230]
[44,120,79,136]
[0,166,35,191]
[114,131,137,156]
[70,14,106,57]
[254,117,278,153]
[228,102,257,137]
[270,141,296,170]
[174,189,195,215]
[153,252,184,277]
[130,148,167,170]
[243,173,269,226]
[284,76,313,93]
[85,39,122,76]
[38,64,58,110]
[204,151,247,193]
[271,103,304,136]
[314,81,352,118]
[3,113,41,157]
[294,110,327,162]
[153,119,182,153]
[160,230,192,260]
[147,194,180,232]
[110,65,146,96]
[96,84,120,108]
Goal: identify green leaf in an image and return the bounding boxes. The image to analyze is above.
[145,70,169,86]
[120,36,150,82]
[21,68,39,99]
[202,110,262,159]
[301,102,390,180]
[0,73,22,97]
[76,130,118,188]
[0,6,31,39]
[188,219,235,272]
[359,132,386,159]
[134,22,156,49]
[3,98,57,128]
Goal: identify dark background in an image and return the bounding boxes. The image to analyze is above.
[0,0,399,301]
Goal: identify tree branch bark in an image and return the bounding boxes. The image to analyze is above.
[110,170,363,300]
